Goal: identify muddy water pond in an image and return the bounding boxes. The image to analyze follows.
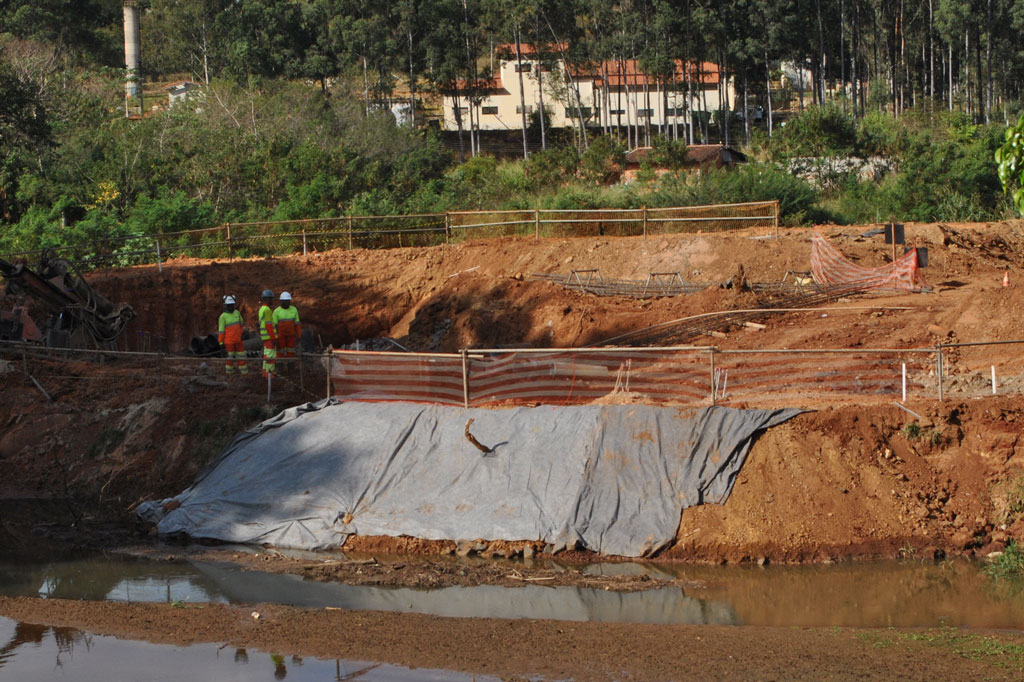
[0,616,494,681]
[1,552,1022,629]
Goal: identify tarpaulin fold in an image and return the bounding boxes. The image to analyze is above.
[138,400,800,557]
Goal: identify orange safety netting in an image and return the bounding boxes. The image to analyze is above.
[811,230,927,292]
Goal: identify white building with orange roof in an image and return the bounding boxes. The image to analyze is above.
[442,44,735,133]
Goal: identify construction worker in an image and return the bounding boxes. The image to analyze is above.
[273,292,302,369]
[217,295,247,375]
[258,289,277,378]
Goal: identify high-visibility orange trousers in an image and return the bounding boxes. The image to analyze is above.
[224,340,247,374]
[262,340,277,377]
[278,333,297,359]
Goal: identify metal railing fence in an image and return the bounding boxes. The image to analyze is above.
[0,201,779,272]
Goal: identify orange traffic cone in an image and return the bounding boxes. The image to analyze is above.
[1003,270,1010,287]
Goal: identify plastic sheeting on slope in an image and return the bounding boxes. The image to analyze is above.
[137,400,801,557]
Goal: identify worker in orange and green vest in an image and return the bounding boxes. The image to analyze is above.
[258,289,277,378]
[217,295,247,375]
[273,292,301,369]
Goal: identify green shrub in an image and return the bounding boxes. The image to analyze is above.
[985,541,1024,578]
[524,146,579,190]
[902,422,921,439]
[767,104,858,159]
[579,135,625,184]
[648,163,818,225]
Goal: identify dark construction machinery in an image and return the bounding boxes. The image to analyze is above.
[0,249,135,348]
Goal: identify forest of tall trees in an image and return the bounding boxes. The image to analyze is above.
[5,1,1024,127]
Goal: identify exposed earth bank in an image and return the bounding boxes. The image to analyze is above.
[2,221,1024,565]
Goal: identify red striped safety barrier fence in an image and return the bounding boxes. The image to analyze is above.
[325,347,940,408]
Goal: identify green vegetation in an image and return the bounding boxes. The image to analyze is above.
[1,1,1022,257]
[859,627,1024,671]
[997,114,1024,216]
[1007,478,1024,521]
[901,422,922,439]
[985,541,1024,578]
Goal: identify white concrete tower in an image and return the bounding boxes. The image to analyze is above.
[123,1,142,117]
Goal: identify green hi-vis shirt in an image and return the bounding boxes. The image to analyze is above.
[272,305,301,337]
[258,304,276,341]
[218,309,243,344]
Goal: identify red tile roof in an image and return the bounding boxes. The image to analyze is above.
[580,60,723,86]
[494,43,569,57]
[446,75,504,92]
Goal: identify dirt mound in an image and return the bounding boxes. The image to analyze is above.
[666,398,1024,563]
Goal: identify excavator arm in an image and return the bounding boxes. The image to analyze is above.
[0,250,135,346]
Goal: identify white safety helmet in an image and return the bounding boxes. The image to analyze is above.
[279,291,292,301]
[223,295,236,305]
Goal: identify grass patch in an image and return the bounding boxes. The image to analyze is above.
[901,422,921,439]
[985,541,1024,579]
[1007,478,1024,521]
[898,629,1024,669]
[859,627,1024,670]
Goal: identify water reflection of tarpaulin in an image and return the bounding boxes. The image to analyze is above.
[188,560,739,625]
[139,401,800,557]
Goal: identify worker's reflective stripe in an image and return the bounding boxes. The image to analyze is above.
[273,306,300,338]
[258,305,276,341]
[218,311,244,343]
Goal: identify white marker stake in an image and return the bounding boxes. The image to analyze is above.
[992,365,997,395]
[901,363,906,402]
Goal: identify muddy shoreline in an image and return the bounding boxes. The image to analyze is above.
[3,596,1023,681]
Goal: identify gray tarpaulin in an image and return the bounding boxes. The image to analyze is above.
[138,400,800,557]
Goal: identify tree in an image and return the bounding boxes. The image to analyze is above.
[996,114,1024,215]
[145,0,235,83]
[0,0,122,64]
[0,58,51,223]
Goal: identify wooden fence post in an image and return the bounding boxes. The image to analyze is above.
[535,209,540,242]
[302,227,308,256]
[226,223,232,261]
[936,345,944,401]
[774,200,780,239]
[154,238,163,273]
[642,205,648,239]
[445,212,451,244]
[347,216,354,250]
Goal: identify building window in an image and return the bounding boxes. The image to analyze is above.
[452,106,468,119]
[515,105,534,114]
[482,106,498,115]
[564,107,594,119]
[609,109,625,115]
[539,64,552,72]
[514,63,533,73]
[637,108,654,118]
